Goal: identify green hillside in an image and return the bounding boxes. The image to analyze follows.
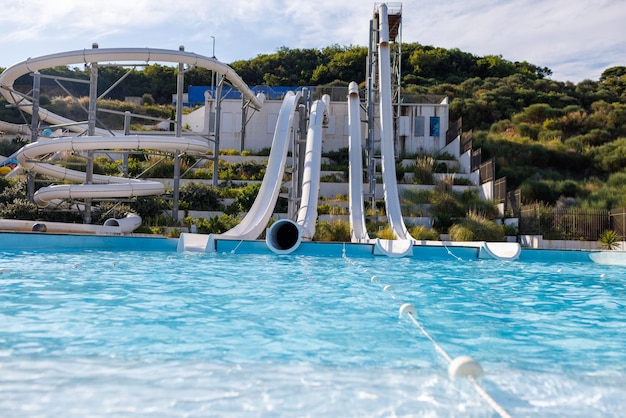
[1,43,625,210]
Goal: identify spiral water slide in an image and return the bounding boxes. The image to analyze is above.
[0,48,262,231]
[15,135,209,208]
[0,47,262,135]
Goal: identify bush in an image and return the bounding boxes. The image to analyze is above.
[313,220,351,242]
[449,211,505,241]
[0,198,39,220]
[520,179,556,204]
[409,225,439,240]
[598,229,620,250]
[179,182,221,211]
[129,195,168,220]
[183,214,240,234]
[412,155,435,184]
[374,226,396,240]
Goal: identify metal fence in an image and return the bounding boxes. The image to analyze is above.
[479,158,495,184]
[519,204,612,241]
[506,189,521,216]
[446,117,462,145]
[461,130,473,155]
[610,208,626,240]
[493,177,506,203]
[471,148,481,172]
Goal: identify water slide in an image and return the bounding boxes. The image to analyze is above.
[0,47,262,135]
[295,96,329,240]
[15,135,209,208]
[219,91,301,240]
[589,251,626,266]
[370,3,413,256]
[347,82,371,244]
[347,80,412,256]
[0,121,30,135]
[0,47,261,232]
[178,91,302,252]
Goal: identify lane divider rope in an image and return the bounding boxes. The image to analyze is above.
[342,253,512,418]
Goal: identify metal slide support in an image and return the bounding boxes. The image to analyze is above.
[212,75,224,187]
[366,16,378,210]
[27,71,41,202]
[85,43,99,224]
[240,96,247,152]
[123,111,130,176]
[290,89,308,219]
[172,46,185,222]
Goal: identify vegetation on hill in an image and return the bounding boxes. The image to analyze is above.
[1,43,625,215]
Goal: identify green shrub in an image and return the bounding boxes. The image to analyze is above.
[409,225,439,240]
[179,182,221,211]
[0,198,39,220]
[449,211,505,241]
[374,226,396,240]
[129,195,168,219]
[183,214,240,234]
[412,155,435,184]
[598,229,620,250]
[313,220,351,242]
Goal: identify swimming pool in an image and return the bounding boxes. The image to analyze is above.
[1,248,625,417]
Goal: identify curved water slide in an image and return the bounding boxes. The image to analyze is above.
[0,47,260,232]
[16,135,209,208]
[295,96,328,240]
[0,47,263,134]
[367,4,413,256]
[178,91,302,252]
[347,82,371,243]
[218,91,302,241]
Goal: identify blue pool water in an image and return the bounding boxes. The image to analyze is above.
[1,249,625,417]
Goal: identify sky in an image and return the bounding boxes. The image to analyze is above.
[0,0,624,83]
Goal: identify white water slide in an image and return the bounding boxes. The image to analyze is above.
[180,91,328,253]
[0,47,262,135]
[346,4,413,256]
[347,81,371,244]
[15,135,209,208]
[218,91,301,241]
[295,96,328,240]
[0,48,261,230]
[178,91,303,252]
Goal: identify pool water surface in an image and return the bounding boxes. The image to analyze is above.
[1,250,625,417]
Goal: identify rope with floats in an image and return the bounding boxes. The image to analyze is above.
[342,253,511,418]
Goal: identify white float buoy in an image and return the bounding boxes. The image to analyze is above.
[371,275,379,282]
[448,355,484,379]
[383,284,394,291]
[399,303,417,318]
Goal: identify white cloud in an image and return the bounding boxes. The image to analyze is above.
[0,0,623,82]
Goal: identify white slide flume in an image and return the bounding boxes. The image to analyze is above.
[378,4,412,243]
[179,91,303,253]
[16,135,210,208]
[347,82,371,243]
[218,91,302,241]
[295,96,328,240]
[0,47,263,136]
[371,4,413,257]
[1,47,261,234]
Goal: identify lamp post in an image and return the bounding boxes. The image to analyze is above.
[210,36,216,97]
